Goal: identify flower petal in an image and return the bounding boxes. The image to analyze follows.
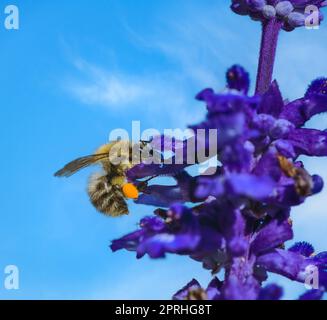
[135,185,185,207]
[225,173,276,200]
[173,279,202,300]
[298,289,324,300]
[280,95,327,127]
[251,219,293,255]
[137,233,200,259]
[287,128,327,157]
[257,249,305,280]
[127,163,188,181]
[206,278,223,300]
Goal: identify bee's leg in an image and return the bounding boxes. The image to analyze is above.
[137,175,158,193]
[136,181,147,193]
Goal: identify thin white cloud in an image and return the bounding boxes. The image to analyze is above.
[65,57,206,128]
[67,59,152,107]
[71,75,150,107]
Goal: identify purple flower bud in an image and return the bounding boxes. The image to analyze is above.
[312,174,324,194]
[306,78,327,97]
[288,11,305,27]
[226,65,250,94]
[247,0,266,11]
[262,5,277,19]
[231,2,249,16]
[270,119,295,139]
[276,1,294,16]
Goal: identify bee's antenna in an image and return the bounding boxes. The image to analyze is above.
[137,175,158,193]
[143,175,158,183]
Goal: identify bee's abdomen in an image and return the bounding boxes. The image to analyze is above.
[88,173,129,217]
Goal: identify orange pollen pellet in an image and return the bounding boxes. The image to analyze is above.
[122,183,139,199]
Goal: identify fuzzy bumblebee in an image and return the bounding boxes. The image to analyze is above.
[54,140,149,217]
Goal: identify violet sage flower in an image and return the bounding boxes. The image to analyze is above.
[110,2,327,300]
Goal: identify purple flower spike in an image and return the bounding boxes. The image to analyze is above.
[135,185,186,208]
[251,219,293,255]
[109,3,327,300]
[114,65,327,298]
[288,129,327,157]
[112,63,327,298]
[111,204,224,259]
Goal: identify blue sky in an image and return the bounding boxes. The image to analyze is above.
[0,0,326,300]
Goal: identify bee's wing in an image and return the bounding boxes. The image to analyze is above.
[54,153,108,177]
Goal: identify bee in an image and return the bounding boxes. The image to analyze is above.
[278,155,313,197]
[54,140,154,217]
